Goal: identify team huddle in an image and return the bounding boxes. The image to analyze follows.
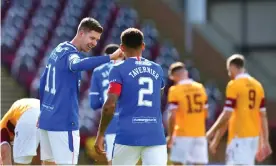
[0,17,272,165]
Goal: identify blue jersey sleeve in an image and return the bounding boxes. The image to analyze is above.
[89,71,102,110]
[39,70,46,101]
[159,66,165,89]
[109,66,123,84]
[68,53,110,71]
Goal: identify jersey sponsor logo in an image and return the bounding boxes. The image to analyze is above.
[132,117,157,123]
[42,103,55,111]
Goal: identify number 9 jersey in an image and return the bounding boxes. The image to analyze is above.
[224,73,265,143]
[108,57,166,146]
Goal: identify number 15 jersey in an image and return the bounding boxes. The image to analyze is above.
[108,57,166,146]
[168,79,208,137]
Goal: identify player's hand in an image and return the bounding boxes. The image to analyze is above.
[256,141,272,162]
[206,130,215,142]
[209,138,219,154]
[94,134,106,156]
[109,48,123,60]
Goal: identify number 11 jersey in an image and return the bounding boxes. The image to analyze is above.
[39,42,81,131]
[108,57,166,146]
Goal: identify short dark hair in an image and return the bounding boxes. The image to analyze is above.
[78,17,103,33]
[168,62,185,76]
[227,54,245,69]
[121,28,144,49]
[103,44,119,55]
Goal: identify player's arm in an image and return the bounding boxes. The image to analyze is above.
[95,66,122,155]
[209,122,228,154]
[95,83,120,155]
[39,69,47,101]
[97,66,122,135]
[168,107,177,138]
[89,72,102,110]
[167,86,178,147]
[0,111,13,165]
[207,82,236,139]
[256,90,272,161]
[98,92,119,135]
[69,49,122,71]
[260,111,269,144]
[202,86,209,119]
[160,66,166,97]
[0,128,12,165]
[259,92,269,144]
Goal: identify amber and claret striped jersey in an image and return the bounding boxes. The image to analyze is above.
[224,73,265,143]
[168,79,208,137]
[0,98,40,144]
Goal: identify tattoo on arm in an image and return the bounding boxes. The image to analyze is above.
[98,93,119,135]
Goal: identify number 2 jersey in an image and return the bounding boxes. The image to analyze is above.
[224,73,265,143]
[168,79,208,137]
[108,57,166,146]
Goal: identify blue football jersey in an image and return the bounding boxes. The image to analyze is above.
[89,61,118,134]
[109,57,166,146]
[39,42,110,131]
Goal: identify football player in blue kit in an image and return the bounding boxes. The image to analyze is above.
[89,44,124,164]
[94,28,167,165]
[38,17,122,165]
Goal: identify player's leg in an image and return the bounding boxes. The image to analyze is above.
[105,134,116,165]
[170,137,192,165]
[40,129,55,165]
[31,145,41,165]
[190,137,209,165]
[141,145,167,165]
[48,130,80,165]
[13,108,41,165]
[226,137,257,165]
[0,142,12,165]
[112,144,141,165]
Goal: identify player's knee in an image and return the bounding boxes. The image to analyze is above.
[1,143,11,160]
